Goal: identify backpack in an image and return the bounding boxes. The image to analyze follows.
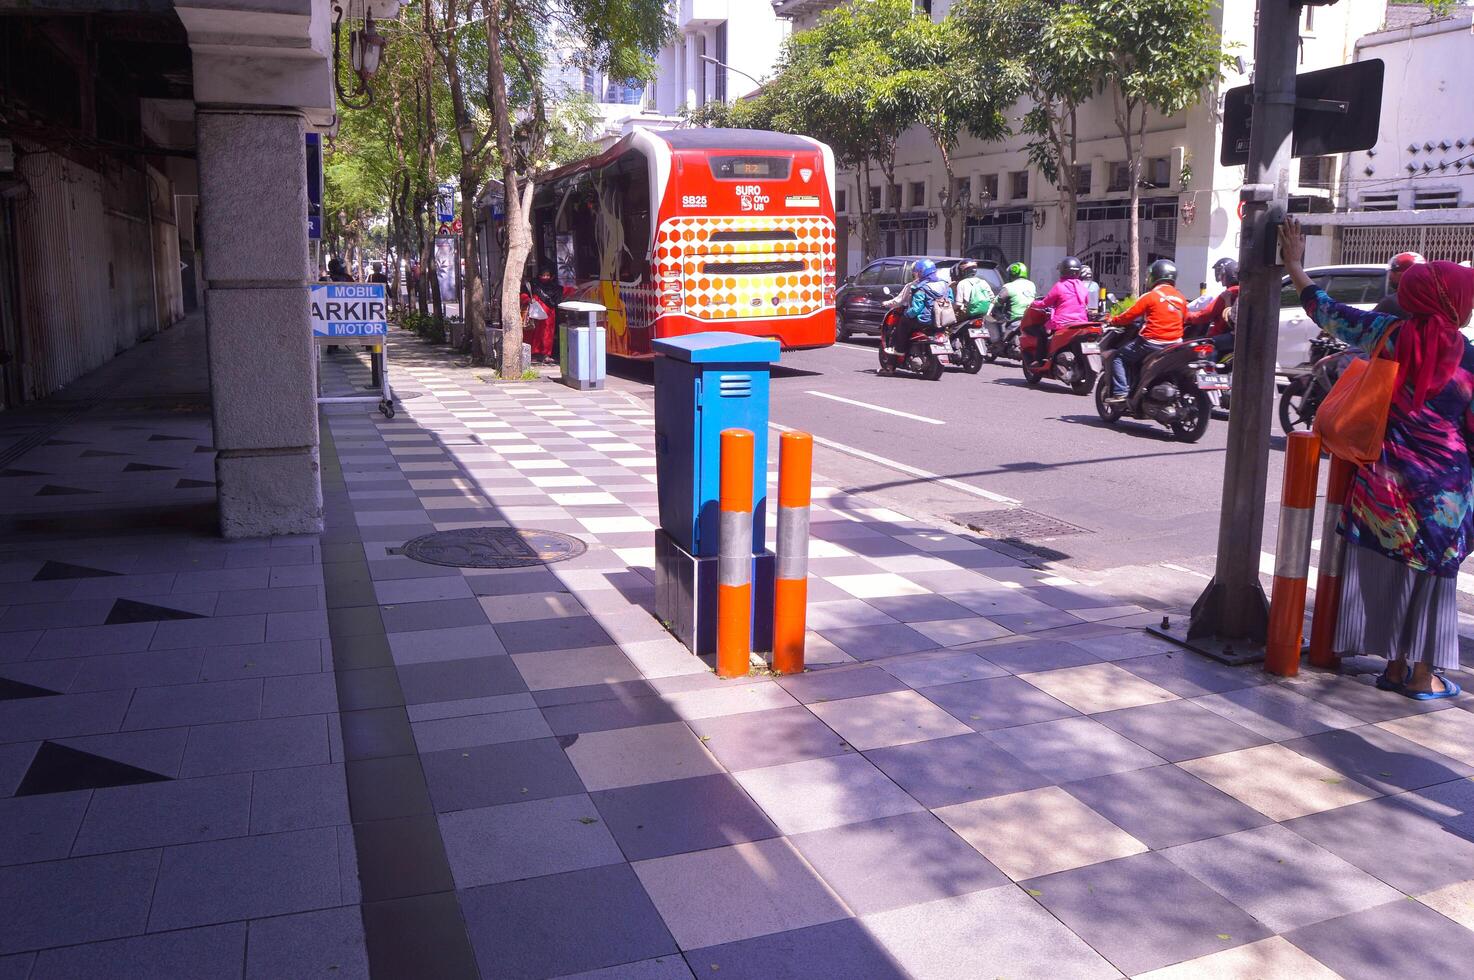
[929,282,956,329]
[965,280,995,318]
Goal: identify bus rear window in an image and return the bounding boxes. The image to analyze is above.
[709,230,798,242]
[710,155,792,181]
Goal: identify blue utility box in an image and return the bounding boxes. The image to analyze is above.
[653,333,781,556]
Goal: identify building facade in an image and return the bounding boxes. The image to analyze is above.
[773,0,1391,296]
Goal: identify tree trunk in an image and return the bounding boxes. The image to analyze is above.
[1122,104,1144,294]
[461,171,486,360]
[486,0,528,380]
[1064,107,1079,254]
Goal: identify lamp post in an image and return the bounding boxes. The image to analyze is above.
[699,55,763,99]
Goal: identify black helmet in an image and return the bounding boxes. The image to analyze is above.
[1148,259,1178,285]
[1217,259,1239,287]
[956,260,978,277]
[1058,256,1083,279]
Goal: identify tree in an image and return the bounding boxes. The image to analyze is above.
[1084,0,1226,290]
[483,0,670,379]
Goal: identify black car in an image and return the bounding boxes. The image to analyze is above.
[835,255,1004,341]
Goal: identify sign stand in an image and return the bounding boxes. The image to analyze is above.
[312,283,395,419]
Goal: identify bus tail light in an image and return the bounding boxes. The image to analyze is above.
[660,273,683,312]
[822,273,837,304]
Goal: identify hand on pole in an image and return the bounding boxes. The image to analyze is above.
[1279,216,1313,292]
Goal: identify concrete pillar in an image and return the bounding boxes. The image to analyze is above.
[684,34,700,109]
[195,108,323,538]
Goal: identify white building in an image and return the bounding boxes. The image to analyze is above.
[773,0,1388,294]
[560,1,790,146]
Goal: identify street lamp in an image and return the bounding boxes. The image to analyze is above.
[699,55,763,92]
[333,2,385,109]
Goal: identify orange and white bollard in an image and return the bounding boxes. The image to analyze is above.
[1308,455,1357,669]
[1265,431,1322,677]
[773,431,813,675]
[717,428,755,678]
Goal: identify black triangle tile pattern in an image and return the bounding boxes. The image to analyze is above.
[194,445,216,454]
[33,561,120,581]
[176,478,215,489]
[42,439,83,447]
[123,462,177,472]
[80,449,129,459]
[105,598,208,625]
[35,484,99,496]
[0,676,60,700]
[16,741,171,797]
[0,468,48,477]
[148,434,193,442]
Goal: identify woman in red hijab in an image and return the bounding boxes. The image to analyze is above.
[1282,217,1474,700]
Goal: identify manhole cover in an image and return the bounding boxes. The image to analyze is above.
[954,509,1091,540]
[398,527,587,568]
[394,391,425,400]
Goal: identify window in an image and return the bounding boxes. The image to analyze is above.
[868,185,882,210]
[713,24,728,103]
[1300,6,1315,32]
[877,261,908,286]
[855,262,886,286]
[1280,280,1306,310]
[1147,157,1172,188]
[603,78,644,106]
[1359,192,1399,212]
[1298,156,1334,190]
[1321,273,1386,306]
[909,181,926,207]
[1108,162,1130,193]
[1415,189,1461,210]
[981,174,999,203]
[1074,164,1092,195]
[835,188,848,213]
[1010,170,1029,199]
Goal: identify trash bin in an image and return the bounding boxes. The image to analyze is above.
[651,332,780,656]
[557,301,607,391]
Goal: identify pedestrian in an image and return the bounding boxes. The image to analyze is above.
[408,259,421,303]
[1281,216,1474,700]
[525,269,559,362]
[327,257,353,283]
[368,262,389,284]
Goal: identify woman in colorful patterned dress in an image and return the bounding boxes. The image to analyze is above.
[1280,217,1474,699]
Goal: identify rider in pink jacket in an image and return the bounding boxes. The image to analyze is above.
[1033,256,1092,330]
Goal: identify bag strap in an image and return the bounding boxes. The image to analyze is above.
[1368,323,1398,360]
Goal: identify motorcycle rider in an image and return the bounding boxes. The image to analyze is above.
[1081,264,1102,315]
[1185,258,1239,351]
[1027,256,1091,368]
[994,262,1037,332]
[953,260,996,320]
[1372,251,1425,317]
[1107,258,1189,402]
[881,258,953,374]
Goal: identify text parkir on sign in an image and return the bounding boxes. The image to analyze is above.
[311,283,388,338]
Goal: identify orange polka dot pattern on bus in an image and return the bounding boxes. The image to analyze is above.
[653,215,837,322]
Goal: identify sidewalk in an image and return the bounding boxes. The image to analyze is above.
[2,324,1474,978]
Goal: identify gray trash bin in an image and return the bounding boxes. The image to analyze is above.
[556,301,607,391]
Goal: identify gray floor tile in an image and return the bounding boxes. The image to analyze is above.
[1285,898,1474,980]
[30,923,246,980]
[495,615,614,654]
[421,737,584,812]
[151,615,267,650]
[865,733,1052,808]
[245,906,369,980]
[790,810,1006,915]
[963,637,1103,673]
[122,678,263,730]
[860,884,1119,980]
[1024,851,1272,976]
[29,623,156,659]
[73,774,251,855]
[55,728,188,778]
[986,715,1166,783]
[262,673,338,717]
[387,625,506,664]
[411,708,551,752]
[251,764,350,834]
[0,849,160,954]
[562,722,723,792]
[686,918,904,980]
[0,791,90,866]
[1063,764,1270,850]
[1118,651,1271,697]
[198,639,323,681]
[0,690,131,743]
[1163,824,1402,933]
[865,593,977,623]
[1193,684,1364,742]
[440,793,624,888]
[541,694,681,736]
[214,586,323,616]
[553,955,695,980]
[459,863,676,979]
[732,754,922,835]
[1094,699,1271,762]
[180,716,330,776]
[148,827,342,931]
[68,648,205,692]
[921,675,1079,732]
[1285,794,1474,894]
[397,656,527,705]
[817,624,938,661]
[0,742,37,797]
[265,610,331,642]
[379,598,488,633]
[590,773,780,861]
[687,707,854,771]
[879,652,1009,689]
[1295,673,1456,724]
[773,665,907,704]
[1281,723,1474,794]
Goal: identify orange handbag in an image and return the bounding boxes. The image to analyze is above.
[1313,327,1398,465]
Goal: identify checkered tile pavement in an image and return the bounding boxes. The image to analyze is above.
[1,322,1473,978]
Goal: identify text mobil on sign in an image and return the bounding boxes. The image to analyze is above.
[311,284,387,338]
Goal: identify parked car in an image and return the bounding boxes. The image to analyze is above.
[835,255,1004,341]
[1277,264,1387,370]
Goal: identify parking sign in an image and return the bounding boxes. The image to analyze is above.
[310,283,387,339]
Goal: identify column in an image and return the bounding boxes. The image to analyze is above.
[684,34,699,110]
[195,108,323,537]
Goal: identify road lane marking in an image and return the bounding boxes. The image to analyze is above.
[805,391,945,425]
[769,422,1020,505]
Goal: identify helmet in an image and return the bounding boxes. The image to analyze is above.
[1080,264,1094,281]
[956,260,978,278]
[1211,257,1233,283]
[1148,259,1178,285]
[1007,262,1028,280]
[913,258,938,280]
[1389,252,1426,273]
[1058,256,1083,279]
[1216,259,1239,287]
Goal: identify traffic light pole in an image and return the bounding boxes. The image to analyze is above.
[1185,1,1302,657]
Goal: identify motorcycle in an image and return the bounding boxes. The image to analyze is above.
[948,315,988,374]
[878,308,951,381]
[1279,334,1352,434]
[1093,324,1228,442]
[1018,305,1103,395]
[981,317,1023,363]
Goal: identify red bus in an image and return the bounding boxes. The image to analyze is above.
[531,128,837,357]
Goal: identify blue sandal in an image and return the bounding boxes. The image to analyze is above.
[1403,675,1462,701]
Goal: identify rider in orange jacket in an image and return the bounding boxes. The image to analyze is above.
[1107,259,1188,399]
